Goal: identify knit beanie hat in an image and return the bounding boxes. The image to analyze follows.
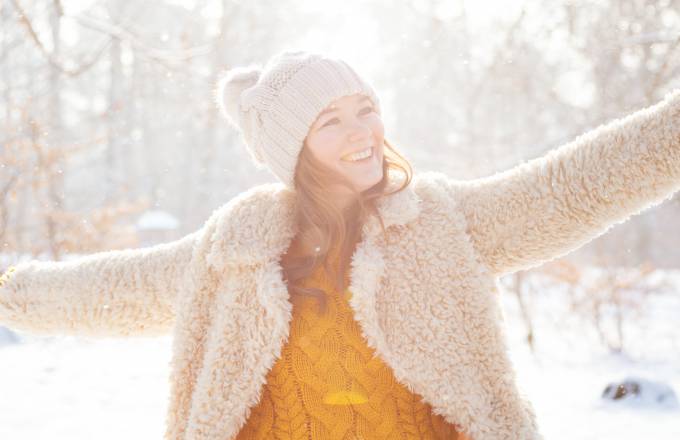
[216,50,382,189]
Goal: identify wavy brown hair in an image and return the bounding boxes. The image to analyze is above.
[280,138,413,313]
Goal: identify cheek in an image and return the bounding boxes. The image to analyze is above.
[312,145,342,169]
[307,136,344,166]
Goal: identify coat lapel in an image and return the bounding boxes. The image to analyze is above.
[205,170,420,269]
[190,172,421,439]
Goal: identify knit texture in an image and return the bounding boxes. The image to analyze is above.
[235,243,466,440]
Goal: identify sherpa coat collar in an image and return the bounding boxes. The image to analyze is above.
[204,173,421,269]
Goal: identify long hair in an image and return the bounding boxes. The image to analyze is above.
[280,138,413,313]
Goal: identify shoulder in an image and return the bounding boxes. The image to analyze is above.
[200,182,298,270]
[410,170,463,207]
[209,182,295,224]
[406,171,471,235]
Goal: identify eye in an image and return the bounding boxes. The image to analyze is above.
[359,105,374,115]
[320,106,374,128]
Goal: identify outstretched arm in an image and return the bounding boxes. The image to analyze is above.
[446,89,680,277]
[0,228,202,337]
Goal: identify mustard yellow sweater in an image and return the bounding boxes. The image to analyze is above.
[235,245,468,440]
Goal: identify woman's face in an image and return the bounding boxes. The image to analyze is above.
[304,93,385,196]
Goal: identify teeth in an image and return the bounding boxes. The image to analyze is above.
[342,147,372,162]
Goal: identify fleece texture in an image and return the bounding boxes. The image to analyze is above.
[1,90,679,440]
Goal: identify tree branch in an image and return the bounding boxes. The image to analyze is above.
[10,0,214,76]
[10,0,112,76]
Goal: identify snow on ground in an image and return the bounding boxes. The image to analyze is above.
[0,268,679,440]
[503,268,680,440]
[0,336,172,439]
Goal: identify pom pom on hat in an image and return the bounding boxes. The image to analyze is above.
[215,65,267,164]
[216,65,261,127]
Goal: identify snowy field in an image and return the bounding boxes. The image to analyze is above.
[0,268,678,440]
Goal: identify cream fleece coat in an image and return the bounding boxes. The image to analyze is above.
[1,90,679,440]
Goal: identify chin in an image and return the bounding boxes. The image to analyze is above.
[354,172,384,193]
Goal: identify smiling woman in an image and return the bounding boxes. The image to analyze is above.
[2,47,680,440]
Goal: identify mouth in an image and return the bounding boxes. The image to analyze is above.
[340,146,374,163]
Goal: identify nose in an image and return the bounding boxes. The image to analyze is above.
[347,121,373,142]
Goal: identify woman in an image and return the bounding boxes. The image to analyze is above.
[0,50,679,440]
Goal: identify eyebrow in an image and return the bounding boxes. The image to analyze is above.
[318,96,371,117]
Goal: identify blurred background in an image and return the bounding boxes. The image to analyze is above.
[1,0,680,439]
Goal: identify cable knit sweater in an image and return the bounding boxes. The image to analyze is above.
[0,90,679,440]
[235,242,468,439]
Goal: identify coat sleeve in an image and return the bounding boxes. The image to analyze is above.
[0,228,203,337]
[445,89,680,278]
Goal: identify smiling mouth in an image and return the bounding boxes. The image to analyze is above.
[341,147,374,162]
